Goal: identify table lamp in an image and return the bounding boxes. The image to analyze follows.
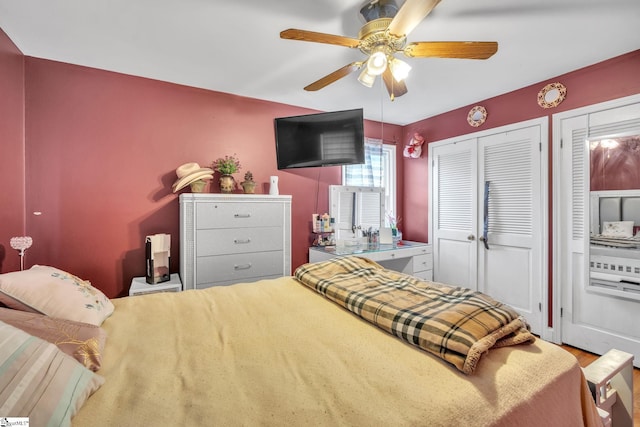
[10,236,33,271]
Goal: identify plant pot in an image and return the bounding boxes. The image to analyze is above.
[189,179,207,193]
[241,180,256,194]
[219,174,236,193]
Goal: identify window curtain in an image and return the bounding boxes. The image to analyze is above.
[344,138,383,187]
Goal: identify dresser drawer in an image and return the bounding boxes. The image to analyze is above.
[196,227,283,256]
[414,270,433,281]
[413,254,433,273]
[196,251,284,286]
[196,274,282,289]
[196,202,284,229]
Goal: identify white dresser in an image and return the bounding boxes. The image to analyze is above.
[180,194,291,290]
[309,241,433,280]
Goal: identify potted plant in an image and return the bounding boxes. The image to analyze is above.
[212,154,241,193]
[241,171,256,194]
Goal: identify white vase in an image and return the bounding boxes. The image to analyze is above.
[269,176,279,195]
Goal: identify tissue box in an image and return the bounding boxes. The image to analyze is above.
[145,233,171,284]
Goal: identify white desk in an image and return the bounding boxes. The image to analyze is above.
[309,241,432,280]
[129,273,182,296]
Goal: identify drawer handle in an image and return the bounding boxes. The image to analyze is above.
[234,213,251,218]
[234,238,251,244]
[234,263,252,270]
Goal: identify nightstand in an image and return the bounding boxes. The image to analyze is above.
[129,273,182,296]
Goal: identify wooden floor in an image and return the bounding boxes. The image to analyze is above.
[560,344,639,426]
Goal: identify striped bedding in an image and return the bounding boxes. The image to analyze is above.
[0,321,104,426]
[294,256,535,374]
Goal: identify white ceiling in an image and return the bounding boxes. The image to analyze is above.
[0,0,638,125]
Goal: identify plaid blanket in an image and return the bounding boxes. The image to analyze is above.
[294,256,535,374]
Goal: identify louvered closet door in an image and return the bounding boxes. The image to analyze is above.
[477,126,543,334]
[431,139,478,289]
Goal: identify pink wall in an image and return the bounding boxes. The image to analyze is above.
[0,29,25,273]
[4,31,637,301]
[401,50,640,326]
[401,50,640,244]
[23,58,402,297]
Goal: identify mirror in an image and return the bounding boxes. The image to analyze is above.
[588,133,640,298]
[544,89,560,104]
[467,106,487,127]
[590,135,640,191]
[471,110,484,121]
[537,82,566,109]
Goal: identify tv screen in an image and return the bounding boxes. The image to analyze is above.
[274,108,365,170]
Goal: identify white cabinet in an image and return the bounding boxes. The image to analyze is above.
[180,194,291,290]
[309,242,432,280]
[129,274,182,296]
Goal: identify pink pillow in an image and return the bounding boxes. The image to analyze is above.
[0,307,107,371]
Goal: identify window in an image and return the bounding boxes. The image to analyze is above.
[343,138,396,226]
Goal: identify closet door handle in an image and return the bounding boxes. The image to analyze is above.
[482,181,490,250]
[467,235,475,241]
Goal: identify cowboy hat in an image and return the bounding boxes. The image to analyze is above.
[172,162,214,192]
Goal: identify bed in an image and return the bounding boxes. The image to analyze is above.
[0,258,602,426]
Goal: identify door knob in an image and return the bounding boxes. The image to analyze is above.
[467,235,475,241]
[479,236,485,241]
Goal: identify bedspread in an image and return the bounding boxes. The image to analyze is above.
[295,256,535,374]
[72,275,601,427]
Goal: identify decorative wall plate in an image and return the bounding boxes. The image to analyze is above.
[467,105,487,127]
[537,82,567,108]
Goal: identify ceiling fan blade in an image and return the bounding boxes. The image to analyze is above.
[387,0,441,37]
[404,41,498,59]
[382,68,408,100]
[280,29,361,48]
[304,62,364,91]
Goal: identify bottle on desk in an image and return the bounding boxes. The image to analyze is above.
[392,229,402,248]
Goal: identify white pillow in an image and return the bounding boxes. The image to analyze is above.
[601,221,634,238]
[0,265,114,326]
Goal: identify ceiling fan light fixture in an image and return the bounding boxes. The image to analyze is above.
[358,67,376,87]
[366,50,388,76]
[389,57,411,82]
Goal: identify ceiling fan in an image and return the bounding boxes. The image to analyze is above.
[280,0,498,100]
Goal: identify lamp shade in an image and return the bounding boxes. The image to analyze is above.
[389,57,411,82]
[358,67,376,87]
[366,51,387,76]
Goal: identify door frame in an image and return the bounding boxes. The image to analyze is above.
[428,117,550,340]
[551,93,640,345]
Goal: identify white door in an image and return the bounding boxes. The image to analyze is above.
[554,96,640,366]
[430,138,478,289]
[430,119,546,336]
[477,127,543,333]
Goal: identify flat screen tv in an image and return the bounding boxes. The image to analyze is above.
[274,108,365,170]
